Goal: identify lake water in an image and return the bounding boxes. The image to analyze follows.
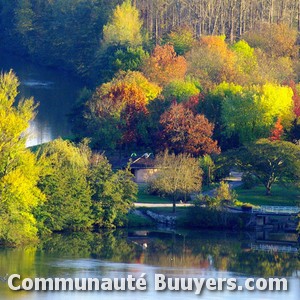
[0,51,84,147]
[0,230,298,300]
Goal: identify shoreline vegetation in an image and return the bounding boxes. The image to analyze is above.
[0,0,300,247]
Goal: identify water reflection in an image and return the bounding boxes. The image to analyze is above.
[0,230,298,299]
[0,51,84,147]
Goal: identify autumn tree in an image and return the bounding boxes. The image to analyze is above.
[103,0,143,47]
[270,118,284,141]
[255,50,295,84]
[164,25,196,55]
[186,35,237,89]
[288,80,300,118]
[84,71,161,149]
[214,181,236,203]
[0,71,44,246]
[149,151,203,212]
[242,23,297,84]
[285,80,300,141]
[243,23,298,58]
[159,103,220,156]
[142,44,187,87]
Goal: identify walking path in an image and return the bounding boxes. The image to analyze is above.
[134,203,193,208]
[134,171,243,208]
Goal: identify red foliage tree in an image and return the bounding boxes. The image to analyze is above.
[270,118,284,141]
[285,80,300,117]
[142,44,187,87]
[159,103,220,156]
[182,94,200,113]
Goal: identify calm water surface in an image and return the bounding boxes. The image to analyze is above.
[0,230,298,300]
[0,52,84,146]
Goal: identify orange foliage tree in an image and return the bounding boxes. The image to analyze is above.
[92,82,148,145]
[142,44,187,87]
[243,23,298,58]
[86,71,161,148]
[270,118,284,141]
[159,103,220,156]
[186,35,236,89]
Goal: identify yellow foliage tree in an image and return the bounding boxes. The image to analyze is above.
[0,71,44,246]
[103,0,143,47]
[219,82,294,143]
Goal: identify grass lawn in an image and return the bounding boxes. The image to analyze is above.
[127,212,155,227]
[136,184,170,204]
[235,184,300,206]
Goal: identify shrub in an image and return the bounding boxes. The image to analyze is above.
[242,172,260,189]
[214,181,237,203]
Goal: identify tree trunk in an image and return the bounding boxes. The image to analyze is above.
[173,195,176,213]
[265,183,272,196]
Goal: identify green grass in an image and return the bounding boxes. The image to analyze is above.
[235,184,300,206]
[127,213,155,227]
[136,184,170,204]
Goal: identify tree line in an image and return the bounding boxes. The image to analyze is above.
[73,1,300,153]
[0,71,137,246]
[1,0,300,80]
[134,0,300,43]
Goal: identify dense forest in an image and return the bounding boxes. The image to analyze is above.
[1,0,300,80]
[135,0,300,42]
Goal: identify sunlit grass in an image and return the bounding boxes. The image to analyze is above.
[136,184,170,204]
[235,185,300,206]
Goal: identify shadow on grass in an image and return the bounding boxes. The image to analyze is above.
[235,184,300,206]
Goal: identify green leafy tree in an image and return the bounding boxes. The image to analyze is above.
[165,25,196,55]
[149,151,203,212]
[114,46,149,71]
[199,155,216,186]
[0,71,44,246]
[232,139,300,195]
[231,40,258,85]
[37,139,93,232]
[88,154,137,228]
[218,82,294,144]
[163,79,200,103]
